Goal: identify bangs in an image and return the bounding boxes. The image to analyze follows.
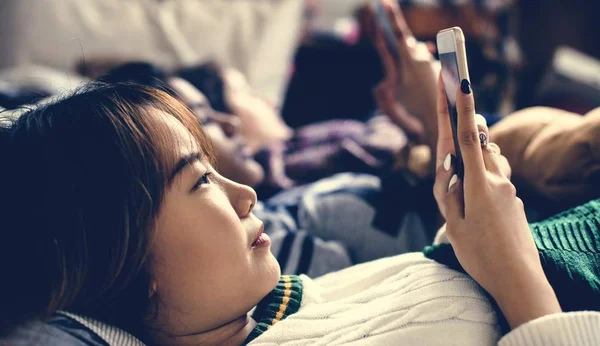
[103,85,216,186]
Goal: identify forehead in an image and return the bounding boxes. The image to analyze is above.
[148,108,200,156]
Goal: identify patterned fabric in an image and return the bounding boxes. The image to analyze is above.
[256,173,436,277]
[255,115,408,198]
[424,198,600,334]
[20,277,302,346]
[243,275,304,345]
[52,311,144,346]
[254,199,353,278]
[284,116,407,182]
[3,317,107,346]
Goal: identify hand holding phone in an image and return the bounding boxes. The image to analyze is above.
[372,0,401,62]
[436,27,471,179]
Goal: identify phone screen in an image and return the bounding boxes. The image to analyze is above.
[439,51,464,178]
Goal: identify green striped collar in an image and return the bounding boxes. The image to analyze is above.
[243,275,303,345]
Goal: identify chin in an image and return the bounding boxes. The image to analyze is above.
[264,253,282,285]
[249,254,281,304]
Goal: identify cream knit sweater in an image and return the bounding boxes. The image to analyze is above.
[249,253,600,345]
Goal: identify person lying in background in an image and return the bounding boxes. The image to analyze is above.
[2,77,599,346]
[177,61,410,198]
[100,64,434,278]
[76,57,413,199]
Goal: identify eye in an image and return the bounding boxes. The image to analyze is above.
[192,172,211,191]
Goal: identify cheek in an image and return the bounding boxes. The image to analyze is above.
[152,192,248,282]
[168,199,240,250]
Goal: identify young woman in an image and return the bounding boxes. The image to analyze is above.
[98,64,432,279]
[1,74,598,345]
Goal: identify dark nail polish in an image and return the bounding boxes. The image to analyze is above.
[460,79,471,94]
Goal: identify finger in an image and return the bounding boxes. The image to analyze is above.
[482,147,512,179]
[455,79,486,181]
[358,3,376,42]
[475,113,490,150]
[434,153,456,218]
[475,114,489,139]
[501,155,512,179]
[426,41,437,55]
[436,72,455,169]
[373,22,399,82]
[383,0,415,59]
[444,174,465,223]
[487,142,501,155]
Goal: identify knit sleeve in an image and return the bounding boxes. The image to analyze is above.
[498,312,600,346]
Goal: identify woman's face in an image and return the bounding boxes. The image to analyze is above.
[223,69,293,152]
[203,122,265,187]
[149,110,280,337]
[168,77,265,187]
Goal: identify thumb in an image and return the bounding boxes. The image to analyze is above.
[444,174,464,222]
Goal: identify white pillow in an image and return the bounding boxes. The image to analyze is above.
[0,0,304,104]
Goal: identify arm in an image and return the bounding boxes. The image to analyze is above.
[365,0,440,171]
[432,73,563,330]
[499,312,600,346]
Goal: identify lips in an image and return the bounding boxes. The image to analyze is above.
[252,223,264,244]
[251,223,270,248]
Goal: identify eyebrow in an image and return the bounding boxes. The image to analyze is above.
[168,152,202,185]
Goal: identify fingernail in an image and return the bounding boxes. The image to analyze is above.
[476,113,487,126]
[443,153,453,171]
[448,174,458,191]
[460,79,471,94]
[479,132,488,146]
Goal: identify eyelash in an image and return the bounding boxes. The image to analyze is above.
[192,172,212,191]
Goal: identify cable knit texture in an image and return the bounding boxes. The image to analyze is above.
[249,253,502,345]
[499,312,600,346]
[425,198,600,316]
[249,254,600,345]
[43,255,600,345]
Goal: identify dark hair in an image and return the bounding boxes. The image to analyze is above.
[0,82,213,340]
[99,61,176,97]
[178,61,231,114]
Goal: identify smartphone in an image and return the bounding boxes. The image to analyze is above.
[373,0,400,61]
[437,27,470,179]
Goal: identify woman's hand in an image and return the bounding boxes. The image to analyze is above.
[433,73,562,329]
[365,0,440,163]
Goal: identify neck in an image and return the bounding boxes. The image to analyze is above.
[157,314,256,346]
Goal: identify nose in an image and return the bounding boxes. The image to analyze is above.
[208,112,241,138]
[229,180,258,218]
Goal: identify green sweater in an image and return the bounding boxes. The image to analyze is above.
[424,198,600,327]
[243,275,303,345]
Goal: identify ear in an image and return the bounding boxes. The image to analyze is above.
[148,281,158,298]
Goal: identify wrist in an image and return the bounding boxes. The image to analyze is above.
[493,270,562,329]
